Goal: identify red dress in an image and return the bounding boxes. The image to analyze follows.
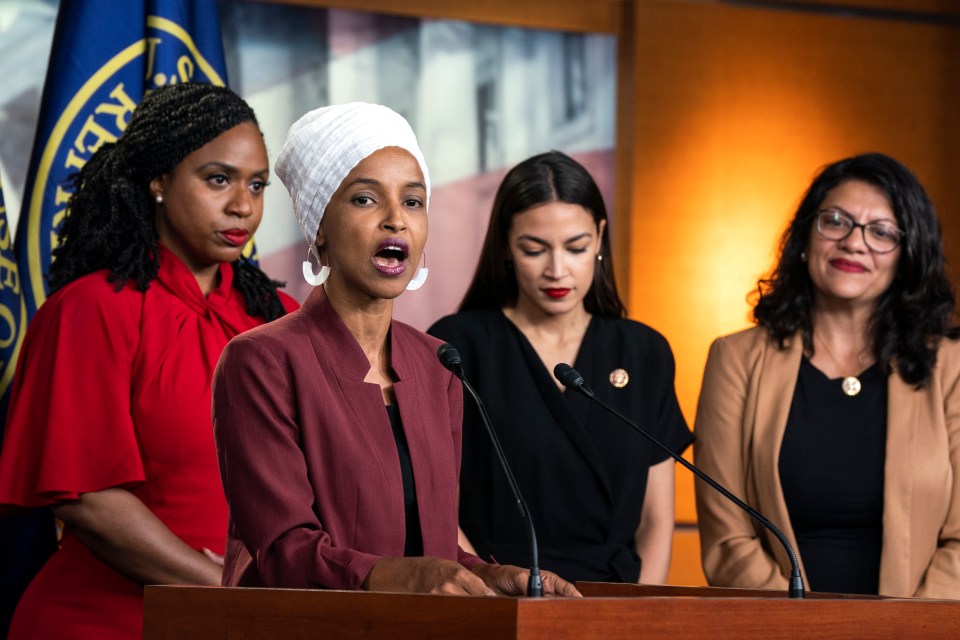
[0,246,298,639]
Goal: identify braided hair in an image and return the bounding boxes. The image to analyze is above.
[48,83,287,321]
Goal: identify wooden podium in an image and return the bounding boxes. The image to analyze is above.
[144,582,960,639]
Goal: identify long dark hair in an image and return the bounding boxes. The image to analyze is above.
[753,152,958,387]
[49,83,287,321]
[459,150,626,318]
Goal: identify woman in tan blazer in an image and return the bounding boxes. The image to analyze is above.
[694,152,960,598]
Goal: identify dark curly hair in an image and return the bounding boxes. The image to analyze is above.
[48,83,287,321]
[753,152,958,387]
[459,150,625,318]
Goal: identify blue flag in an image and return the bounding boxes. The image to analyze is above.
[0,178,26,423]
[4,2,229,634]
[15,0,230,318]
[0,176,55,639]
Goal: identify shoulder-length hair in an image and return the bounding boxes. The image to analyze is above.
[458,150,626,318]
[752,152,958,387]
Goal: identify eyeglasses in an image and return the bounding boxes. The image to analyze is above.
[814,208,904,254]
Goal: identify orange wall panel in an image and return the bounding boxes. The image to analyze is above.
[668,527,706,587]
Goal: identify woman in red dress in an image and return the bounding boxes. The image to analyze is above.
[0,83,297,639]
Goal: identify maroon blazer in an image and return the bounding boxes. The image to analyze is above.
[213,287,480,590]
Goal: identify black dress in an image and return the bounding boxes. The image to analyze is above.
[429,310,693,583]
[778,357,887,595]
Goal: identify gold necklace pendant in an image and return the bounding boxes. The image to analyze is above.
[841,376,862,397]
[814,332,865,398]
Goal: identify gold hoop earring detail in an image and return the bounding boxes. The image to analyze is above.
[302,245,330,286]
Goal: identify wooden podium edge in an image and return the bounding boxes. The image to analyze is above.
[144,583,960,639]
[576,581,890,599]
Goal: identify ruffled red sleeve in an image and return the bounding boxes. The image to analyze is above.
[0,272,144,507]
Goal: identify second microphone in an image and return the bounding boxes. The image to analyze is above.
[430,312,695,585]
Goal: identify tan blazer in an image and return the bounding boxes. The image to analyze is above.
[694,326,960,598]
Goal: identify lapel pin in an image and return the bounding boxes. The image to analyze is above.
[609,368,629,389]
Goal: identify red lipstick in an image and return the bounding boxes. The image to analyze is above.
[830,259,867,273]
[544,288,571,299]
[220,229,249,247]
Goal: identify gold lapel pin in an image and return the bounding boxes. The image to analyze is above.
[609,368,629,389]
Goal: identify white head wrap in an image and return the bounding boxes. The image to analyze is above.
[275,102,431,246]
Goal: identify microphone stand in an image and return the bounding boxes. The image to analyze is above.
[554,363,805,599]
[439,345,543,597]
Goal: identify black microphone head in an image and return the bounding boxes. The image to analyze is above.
[437,343,463,374]
[553,363,585,390]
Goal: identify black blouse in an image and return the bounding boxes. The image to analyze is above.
[779,357,887,595]
[386,404,423,557]
[429,310,692,583]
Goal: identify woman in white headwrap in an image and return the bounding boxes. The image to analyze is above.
[212,103,578,596]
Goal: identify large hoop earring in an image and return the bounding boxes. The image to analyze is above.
[406,253,428,291]
[302,245,330,286]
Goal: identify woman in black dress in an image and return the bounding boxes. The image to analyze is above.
[429,151,692,584]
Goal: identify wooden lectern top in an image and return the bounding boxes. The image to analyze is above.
[144,582,960,639]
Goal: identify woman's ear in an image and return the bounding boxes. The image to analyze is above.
[314,224,326,251]
[596,219,607,251]
[149,175,166,202]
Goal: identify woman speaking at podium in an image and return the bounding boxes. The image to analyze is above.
[429,151,693,585]
[212,103,577,597]
[695,153,960,598]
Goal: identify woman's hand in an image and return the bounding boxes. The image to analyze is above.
[471,563,582,597]
[362,557,496,595]
[202,547,225,567]
[363,557,581,597]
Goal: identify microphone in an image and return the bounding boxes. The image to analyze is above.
[553,363,805,599]
[438,343,543,597]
